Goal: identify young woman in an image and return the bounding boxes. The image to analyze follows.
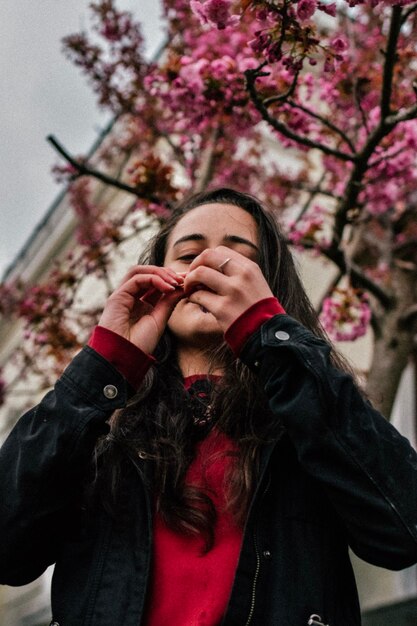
[1,188,417,626]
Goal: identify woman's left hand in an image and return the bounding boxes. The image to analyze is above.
[183,245,274,332]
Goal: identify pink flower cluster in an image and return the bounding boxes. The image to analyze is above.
[63,3,145,113]
[320,288,372,342]
[287,205,331,252]
[145,28,261,134]
[68,179,122,271]
[361,121,417,215]
[19,284,62,324]
[190,0,238,29]
[297,0,317,21]
[0,281,22,317]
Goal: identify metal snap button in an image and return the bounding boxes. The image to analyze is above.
[103,384,118,399]
[274,330,290,341]
[262,550,271,559]
[308,615,328,626]
[49,621,60,626]
[254,361,260,368]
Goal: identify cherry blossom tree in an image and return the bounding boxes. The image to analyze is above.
[1,0,417,420]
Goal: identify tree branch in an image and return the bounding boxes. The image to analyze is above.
[316,269,343,314]
[398,303,417,330]
[386,101,417,125]
[48,135,172,208]
[401,2,417,23]
[328,251,394,309]
[381,6,403,119]
[294,171,328,223]
[244,69,356,162]
[331,112,417,250]
[368,144,408,169]
[354,78,371,135]
[294,185,340,201]
[298,241,395,308]
[289,180,340,201]
[262,69,301,106]
[322,240,394,309]
[286,99,356,154]
[393,237,417,256]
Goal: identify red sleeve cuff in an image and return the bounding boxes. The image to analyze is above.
[224,297,286,356]
[88,326,155,391]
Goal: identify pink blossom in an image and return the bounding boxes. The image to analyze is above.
[0,281,22,316]
[190,0,237,30]
[318,2,337,16]
[287,205,331,251]
[323,56,335,73]
[179,58,208,91]
[140,201,172,220]
[320,289,372,342]
[331,37,348,53]
[297,0,317,21]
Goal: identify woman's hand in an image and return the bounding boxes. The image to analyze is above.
[183,246,274,332]
[98,265,184,354]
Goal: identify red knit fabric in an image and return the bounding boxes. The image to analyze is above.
[144,426,242,626]
[224,297,285,356]
[88,326,155,390]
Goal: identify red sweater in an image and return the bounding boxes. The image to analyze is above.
[145,420,241,626]
[88,297,285,626]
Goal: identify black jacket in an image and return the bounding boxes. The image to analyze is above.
[1,315,417,626]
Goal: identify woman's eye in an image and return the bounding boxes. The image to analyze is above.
[178,255,197,262]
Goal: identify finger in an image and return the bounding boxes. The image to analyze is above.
[188,246,245,276]
[183,265,227,297]
[140,287,162,307]
[118,273,179,300]
[152,287,185,322]
[119,265,182,288]
[186,289,220,317]
[141,284,184,306]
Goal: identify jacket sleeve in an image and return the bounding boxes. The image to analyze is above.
[240,314,417,571]
[0,346,132,586]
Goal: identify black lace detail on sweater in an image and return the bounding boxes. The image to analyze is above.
[185,379,218,437]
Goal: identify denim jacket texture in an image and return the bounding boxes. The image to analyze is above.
[1,315,417,626]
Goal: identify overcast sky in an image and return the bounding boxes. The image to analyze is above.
[0,1,163,278]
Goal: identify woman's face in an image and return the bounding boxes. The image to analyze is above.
[164,202,260,348]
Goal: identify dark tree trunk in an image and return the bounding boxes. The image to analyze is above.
[366,268,417,419]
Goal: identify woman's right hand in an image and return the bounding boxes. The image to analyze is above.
[98,265,184,355]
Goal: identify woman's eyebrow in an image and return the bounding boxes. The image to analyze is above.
[225,234,259,252]
[172,233,259,252]
[173,233,205,247]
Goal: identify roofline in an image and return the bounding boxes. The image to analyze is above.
[2,116,116,282]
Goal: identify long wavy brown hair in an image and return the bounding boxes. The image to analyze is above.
[91,188,354,550]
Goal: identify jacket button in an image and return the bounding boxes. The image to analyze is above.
[274,330,290,341]
[49,622,60,626]
[103,384,118,399]
[262,550,271,559]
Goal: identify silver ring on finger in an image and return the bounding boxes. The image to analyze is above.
[218,257,231,273]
